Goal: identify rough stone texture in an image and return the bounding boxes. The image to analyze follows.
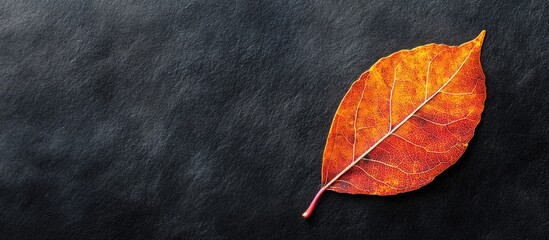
[0,1,547,239]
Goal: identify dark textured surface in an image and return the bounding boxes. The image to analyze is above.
[0,1,548,239]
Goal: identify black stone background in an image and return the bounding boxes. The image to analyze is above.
[0,1,547,239]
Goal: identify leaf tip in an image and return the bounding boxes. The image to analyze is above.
[475,30,486,46]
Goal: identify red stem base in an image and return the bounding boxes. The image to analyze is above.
[301,186,327,219]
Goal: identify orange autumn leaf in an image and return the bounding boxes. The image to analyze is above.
[302,31,487,219]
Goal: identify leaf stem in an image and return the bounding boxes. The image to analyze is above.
[301,185,328,219]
